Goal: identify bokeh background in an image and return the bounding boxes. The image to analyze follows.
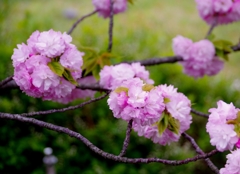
[1,0,240,173]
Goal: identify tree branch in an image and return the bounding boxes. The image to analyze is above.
[67,10,98,35]
[77,83,109,92]
[127,56,183,66]
[191,108,209,118]
[119,120,133,157]
[0,76,13,88]
[107,0,114,52]
[0,112,218,165]
[182,133,219,174]
[17,92,110,117]
[205,24,216,39]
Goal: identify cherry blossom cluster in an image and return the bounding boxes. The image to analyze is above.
[195,0,240,25]
[92,0,127,18]
[107,78,192,145]
[206,100,240,152]
[12,29,95,103]
[220,148,240,174]
[172,35,224,78]
[99,62,154,90]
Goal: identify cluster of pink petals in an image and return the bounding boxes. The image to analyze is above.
[107,78,192,145]
[206,100,239,152]
[99,63,154,90]
[172,35,224,78]
[195,0,240,25]
[220,149,240,174]
[12,29,95,103]
[92,0,127,18]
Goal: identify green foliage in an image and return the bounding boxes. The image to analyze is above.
[156,112,180,135]
[81,46,113,80]
[48,61,65,77]
[213,39,233,60]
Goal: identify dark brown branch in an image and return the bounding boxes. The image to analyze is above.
[77,83,110,92]
[0,112,218,165]
[182,133,219,174]
[67,10,98,35]
[0,76,13,88]
[128,56,183,66]
[19,92,110,117]
[107,0,114,52]
[119,120,133,157]
[191,108,209,118]
[231,42,240,52]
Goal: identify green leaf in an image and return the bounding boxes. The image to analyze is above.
[127,0,135,4]
[82,58,98,76]
[97,52,112,68]
[216,49,228,61]
[157,113,169,135]
[213,40,232,49]
[168,116,180,135]
[92,65,101,80]
[142,84,154,92]
[206,33,215,41]
[164,98,171,104]
[114,87,129,94]
[48,61,64,77]
[63,69,78,86]
[234,124,240,137]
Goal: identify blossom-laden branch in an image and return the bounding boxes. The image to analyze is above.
[18,92,110,117]
[119,120,133,157]
[107,0,114,52]
[182,133,219,174]
[191,108,209,118]
[0,112,218,165]
[67,10,98,35]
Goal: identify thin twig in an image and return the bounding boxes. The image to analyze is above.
[191,108,209,118]
[107,0,114,52]
[0,112,218,165]
[231,42,240,52]
[0,76,13,88]
[19,92,110,117]
[119,120,133,157]
[67,10,98,35]
[77,83,110,92]
[132,56,183,66]
[182,133,219,174]
[205,24,216,39]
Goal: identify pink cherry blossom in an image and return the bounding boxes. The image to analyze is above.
[172,36,224,78]
[206,100,239,151]
[11,43,31,67]
[220,149,240,174]
[134,85,191,145]
[12,30,86,103]
[195,0,240,25]
[92,0,127,18]
[31,64,60,92]
[172,35,193,60]
[108,80,192,145]
[236,139,240,148]
[108,78,164,125]
[34,29,66,58]
[100,63,154,90]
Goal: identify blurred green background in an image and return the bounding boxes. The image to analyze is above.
[1,0,240,173]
